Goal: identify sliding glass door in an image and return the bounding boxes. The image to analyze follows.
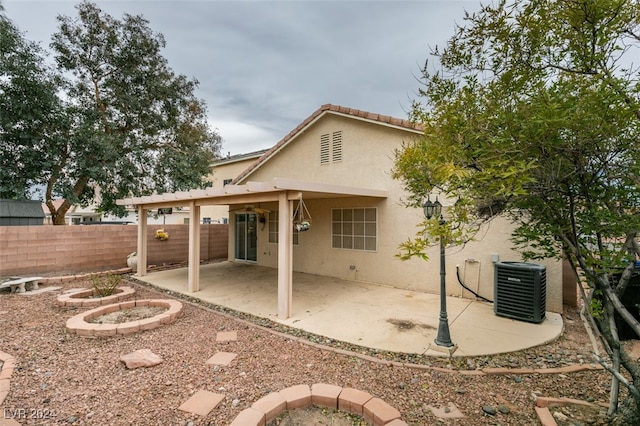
[234,213,257,262]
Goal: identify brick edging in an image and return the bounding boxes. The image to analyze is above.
[39,268,133,284]
[5,272,607,425]
[534,396,607,426]
[0,351,15,406]
[171,291,605,425]
[56,286,136,307]
[65,299,183,337]
[230,383,406,426]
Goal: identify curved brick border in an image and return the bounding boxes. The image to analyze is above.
[40,268,132,285]
[0,351,16,406]
[534,396,607,426]
[41,274,607,425]
[65,299,183,338]
[168,294,604,425]
[0,268,606,426]
[56,286,135,307]
[230,383,406,426]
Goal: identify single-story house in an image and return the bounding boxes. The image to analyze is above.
[42,198,190,225]
[118,104,563,319]
[42,199,102,225]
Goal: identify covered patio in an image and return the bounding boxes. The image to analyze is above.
[135,262,563,357]
[117,178,387,320]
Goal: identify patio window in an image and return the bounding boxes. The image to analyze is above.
[332,208,377,251]
[268,211,299,245]
[320,131,342,164]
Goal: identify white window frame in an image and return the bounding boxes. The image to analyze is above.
[331,207,377,251]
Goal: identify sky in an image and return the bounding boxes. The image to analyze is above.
[3,0,483,155]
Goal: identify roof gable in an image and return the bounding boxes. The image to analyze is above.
[233,104,423,184]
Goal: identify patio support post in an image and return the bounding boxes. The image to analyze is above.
[188,200,201,292]
[277,191,293,319]
[136,205,148,277]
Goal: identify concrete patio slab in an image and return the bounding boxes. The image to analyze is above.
[136,262,563,357]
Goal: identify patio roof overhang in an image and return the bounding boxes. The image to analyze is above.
[116,177,388,210]
[116,178,387,319]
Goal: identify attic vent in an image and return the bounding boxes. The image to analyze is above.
[332,131,342,162]
[320,131,343,164]
[320,134,330,164]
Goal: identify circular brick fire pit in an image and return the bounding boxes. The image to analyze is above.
[57,286,136,307]
[65,299,183,338]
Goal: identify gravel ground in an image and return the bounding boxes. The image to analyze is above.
[0,277,617,425]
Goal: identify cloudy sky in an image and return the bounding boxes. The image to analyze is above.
[3,0,483,154]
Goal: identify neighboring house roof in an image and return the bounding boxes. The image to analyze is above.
[212,149,269,167]
[0,199,45,219]
[232,104,424,184]
[42,199,67,213]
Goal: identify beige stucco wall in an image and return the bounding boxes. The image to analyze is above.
[229,114,563,313]
[201,155,264,223]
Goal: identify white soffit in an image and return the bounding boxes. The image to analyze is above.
[116,178,387,208]
[269,178,387,199]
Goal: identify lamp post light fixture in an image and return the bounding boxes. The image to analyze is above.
[423,195,455,348]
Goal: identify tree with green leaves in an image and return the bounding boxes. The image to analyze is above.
[0,3,63,200]
[393,0,640,423]
[1,1,221,224]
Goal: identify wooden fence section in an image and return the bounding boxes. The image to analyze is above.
[0,224,228,276]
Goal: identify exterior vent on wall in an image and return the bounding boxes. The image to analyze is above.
[494,262,546,323]
[320,134,330,164]
[332,131,342,162]
[321,131,343,164]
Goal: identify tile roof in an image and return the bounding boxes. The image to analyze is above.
[232,104,424,184]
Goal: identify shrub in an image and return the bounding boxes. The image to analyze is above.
[91,274,122,297]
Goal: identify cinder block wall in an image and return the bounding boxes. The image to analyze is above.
[0,224,228,276]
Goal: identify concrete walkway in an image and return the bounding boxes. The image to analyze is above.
[136,262,563,357]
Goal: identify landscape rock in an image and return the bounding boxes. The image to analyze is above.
[553,411,569,422]
[120,349,163,369]
[482,405,497,416]
[498,404,510,414]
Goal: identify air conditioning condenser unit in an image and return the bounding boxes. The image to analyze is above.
[494,262,546,323]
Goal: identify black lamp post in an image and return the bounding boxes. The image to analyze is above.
[423,195,454,348]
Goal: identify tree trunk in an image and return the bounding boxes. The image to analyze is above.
[46,175,87,225]
[48,199,72,225]
[612,396,640,425]
[595,297,640,423]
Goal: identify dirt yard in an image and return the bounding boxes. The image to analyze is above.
[0,277,620,425]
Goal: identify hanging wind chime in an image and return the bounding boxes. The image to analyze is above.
[292,196,312,232]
